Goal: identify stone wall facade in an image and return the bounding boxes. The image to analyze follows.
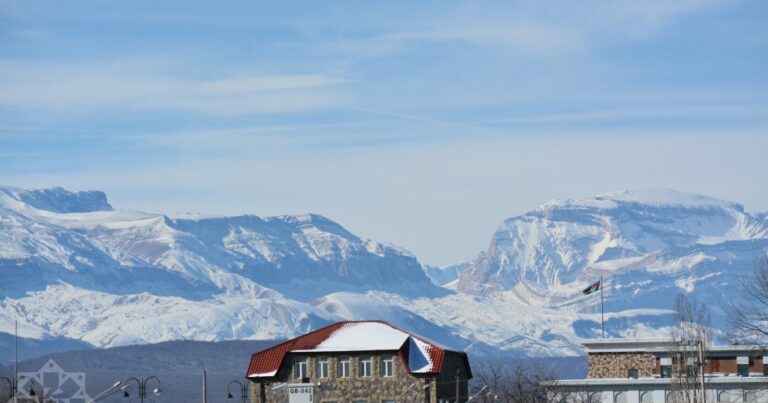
[587,352,657,379]
[249,352,462,403]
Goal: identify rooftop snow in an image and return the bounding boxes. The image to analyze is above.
[247,321,455,378]
[293,321,411,352]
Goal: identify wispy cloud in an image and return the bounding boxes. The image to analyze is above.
[0,0,764,266]
[592,0,728,38]
[0,58,350,115]
[317,0,729,59]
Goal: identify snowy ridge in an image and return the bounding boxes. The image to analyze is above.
[0,186,112,213]
[0,186,439,347]
[541,188,742,210]
[1,186,767,357]
[449,188,768,351]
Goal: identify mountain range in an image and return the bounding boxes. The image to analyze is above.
[1,186,766,360]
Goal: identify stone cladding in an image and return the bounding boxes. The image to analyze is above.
[250,352,443,403]
[588,352,657,379]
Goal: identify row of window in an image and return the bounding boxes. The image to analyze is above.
[656,364,768,378]
[322,401,396,403]
[293,356,395,379]
[657,356,768,378]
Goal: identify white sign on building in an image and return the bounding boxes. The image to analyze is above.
[288,384,314,403]
[16,358,92,403]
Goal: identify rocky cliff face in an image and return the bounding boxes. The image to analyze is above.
[458,189,767,296]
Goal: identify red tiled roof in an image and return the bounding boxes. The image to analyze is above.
[246,320,466,380]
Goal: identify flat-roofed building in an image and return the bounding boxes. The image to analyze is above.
[550,338,768,403]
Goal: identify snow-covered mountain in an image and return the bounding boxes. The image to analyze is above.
[2,186,767,358]
[449,189,768,346]
[457,189,767,295]
[0,186,443,348]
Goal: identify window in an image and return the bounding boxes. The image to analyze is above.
[337,356,350,378]
[738,356,749,377]
[359,356,373,377]
[660,357,672,378]
[316,356,329,378]
[380,355,394,377]
[293,357,308,380]
[627,368,638,379]
[738,364,749,376]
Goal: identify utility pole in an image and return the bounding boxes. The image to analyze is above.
[455,368,460,403]
[14,320,18,403]
[202,370,208,403]
[698,338,706,403]
[600,276,605,338]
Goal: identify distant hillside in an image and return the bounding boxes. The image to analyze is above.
[0,339,585,403]
[0,331,93,365]
[0,339,281,403]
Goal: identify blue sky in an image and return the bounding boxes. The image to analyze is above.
[1,0,767,266]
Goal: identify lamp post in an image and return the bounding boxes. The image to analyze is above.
[226,380,248,403]
[0,377,17,401]
[122,376,161,403]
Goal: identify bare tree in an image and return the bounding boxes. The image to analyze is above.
[470,358,599,403]
[668,294,710,403]
[728,257,768,342]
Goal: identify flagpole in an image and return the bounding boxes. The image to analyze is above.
[14,319,18,403]
[600,276,605,339]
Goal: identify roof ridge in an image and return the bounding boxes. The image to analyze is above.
[246,320,459,379]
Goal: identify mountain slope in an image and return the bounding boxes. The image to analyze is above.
[452,189,768,338]
[2,186,767,357]
[0,186,442,347]
[458,189,765,294]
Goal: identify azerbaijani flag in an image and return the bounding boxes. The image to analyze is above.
[582,280,602,295]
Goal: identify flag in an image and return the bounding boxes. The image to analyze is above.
[582,280,602,295]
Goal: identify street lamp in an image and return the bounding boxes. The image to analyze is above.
[122,376,161,403]
[0,376,17,401]
[226,380,248,403]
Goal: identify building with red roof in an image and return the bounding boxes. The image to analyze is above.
[246,320,472,403]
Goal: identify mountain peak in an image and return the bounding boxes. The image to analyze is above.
[0,186,113,213]
[540,188,741,211]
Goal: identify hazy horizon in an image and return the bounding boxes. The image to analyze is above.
[1,0,766,266]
